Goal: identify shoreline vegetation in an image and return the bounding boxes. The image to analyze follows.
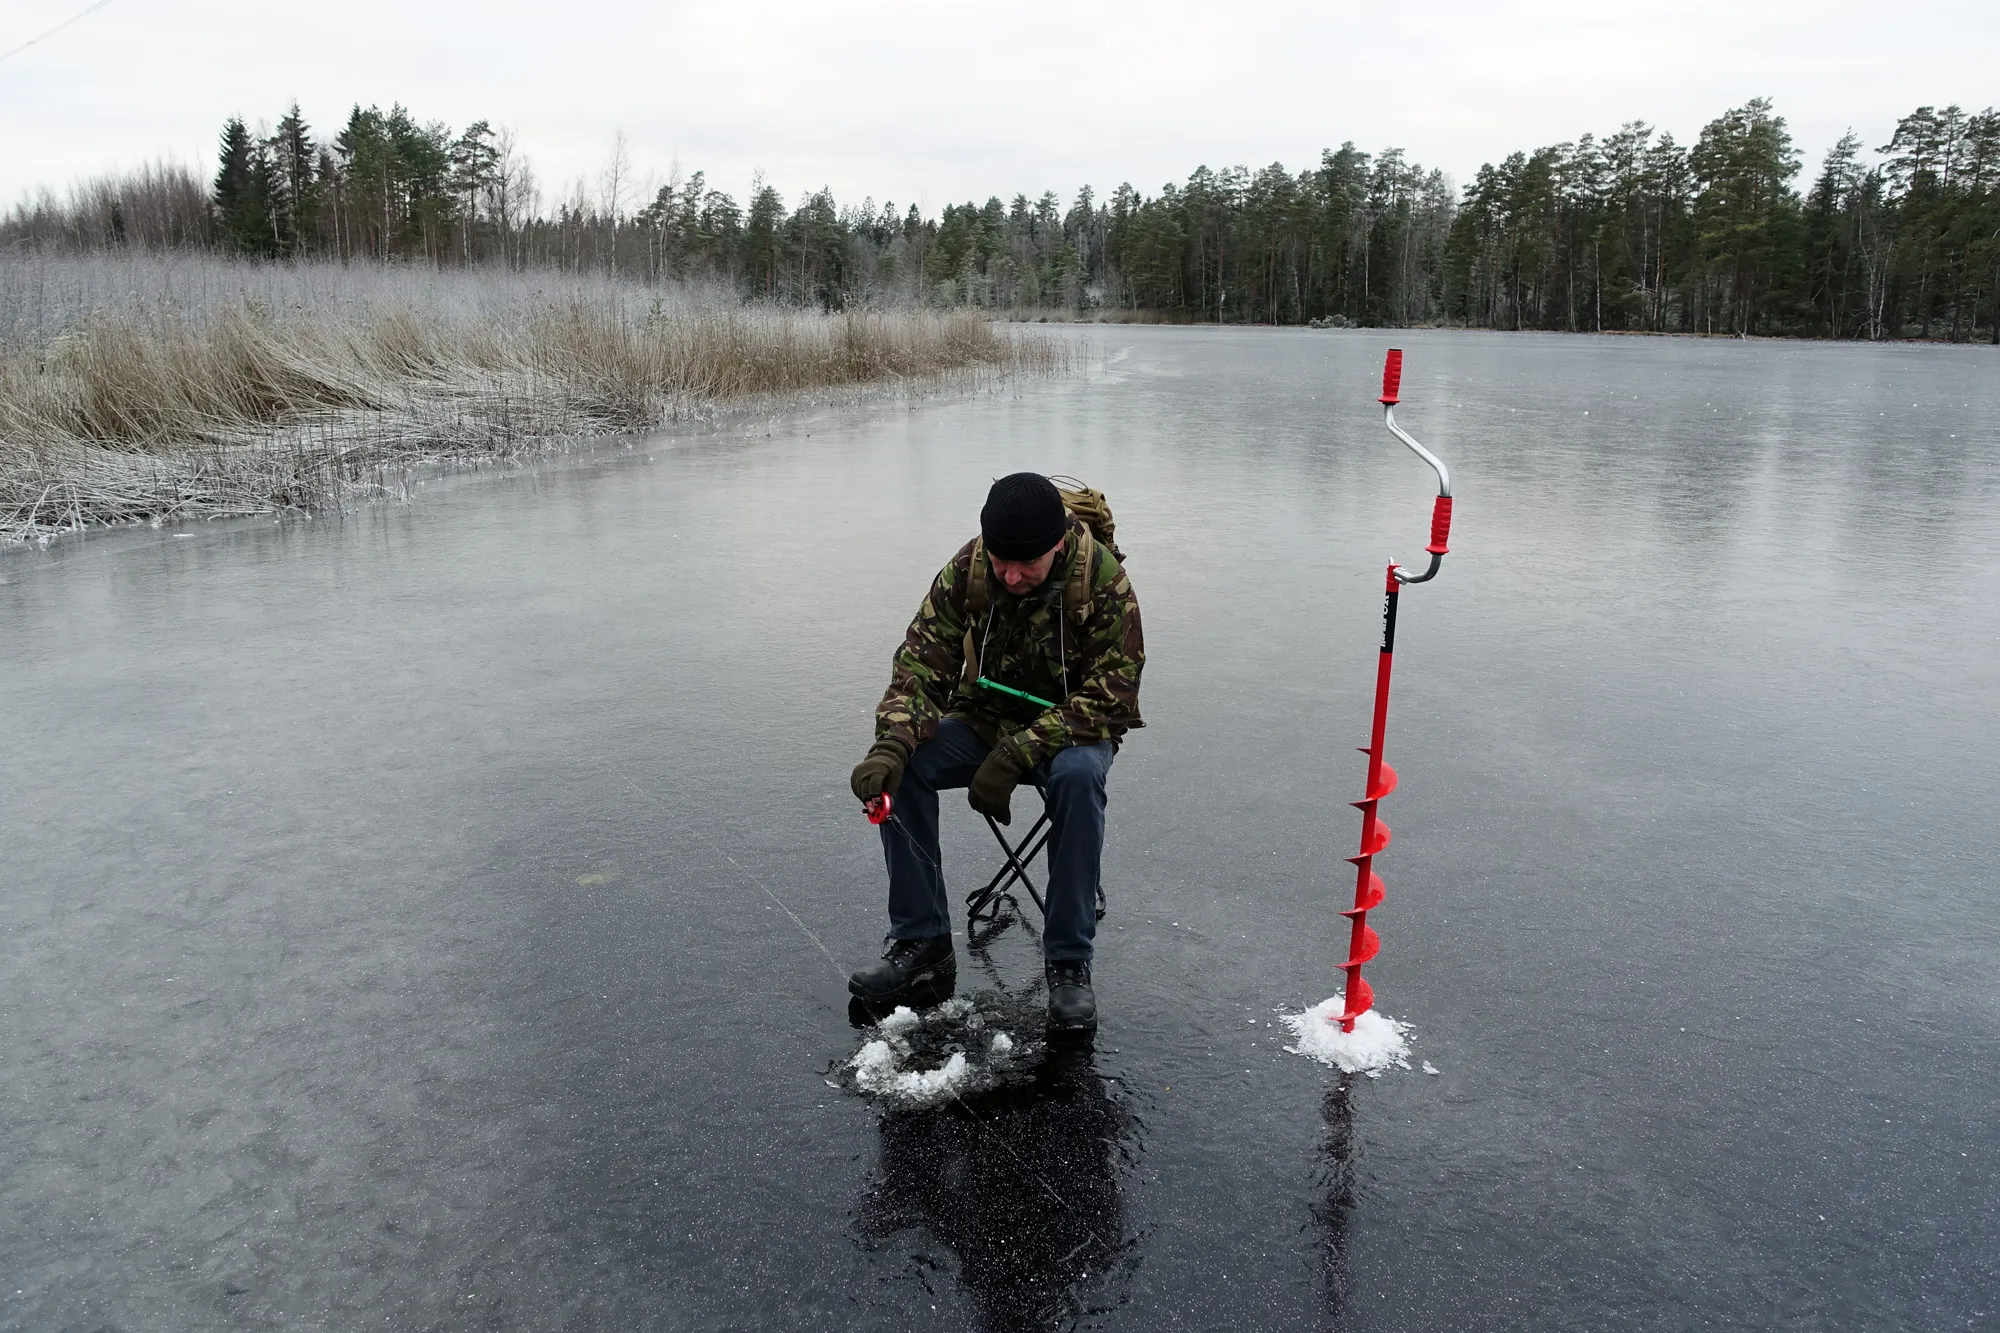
[4,96,1993,545]
[0,255,1062,546]
[5,97,1996,343]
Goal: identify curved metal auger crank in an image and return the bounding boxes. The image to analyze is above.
[1377,348,1453,585]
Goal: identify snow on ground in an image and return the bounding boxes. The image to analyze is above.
[845,996,1028,1105]
[1282,995,1414,1077]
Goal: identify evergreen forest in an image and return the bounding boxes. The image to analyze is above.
[6,97,1998,342]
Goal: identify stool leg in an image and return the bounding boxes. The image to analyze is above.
[967,807,1049,920]
[964,777,1058,922]
[1001,820,1053,916]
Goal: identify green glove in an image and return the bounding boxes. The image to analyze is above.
[968,739,1030,825]
[851,740,909,804]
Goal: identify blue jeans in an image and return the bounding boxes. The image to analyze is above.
[882,717,1113,963]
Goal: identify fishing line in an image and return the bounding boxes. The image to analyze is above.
[618,773,846,983]
[623,777,1104,1244]
[881,807,948,891]
[872,810,1091,1223]
[0,0,116,64]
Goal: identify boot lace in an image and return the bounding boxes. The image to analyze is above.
[883,937,936,964]
[1047,959,1091,987]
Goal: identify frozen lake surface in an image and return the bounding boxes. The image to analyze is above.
[4,327,1997,1330]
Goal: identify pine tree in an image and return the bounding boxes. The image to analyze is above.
[212,117,270,255]
[1804,132,1868,336]
[449,121,499,262]
[743,179,787,298]
[333,106,393,259]
[267,103,317,256]
[1690,98,1802,334]
[213,118,248,216]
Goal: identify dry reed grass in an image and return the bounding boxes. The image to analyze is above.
[0,255,1065,544]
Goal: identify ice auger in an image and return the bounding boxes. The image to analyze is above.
[1334,349,1452,1033]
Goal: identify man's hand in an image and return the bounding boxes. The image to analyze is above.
[968,740,1029,825]
[851,740,909,804]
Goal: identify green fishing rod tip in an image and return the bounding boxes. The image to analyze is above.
[976,677,1057,709]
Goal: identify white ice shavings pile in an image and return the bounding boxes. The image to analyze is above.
[876,1005,925,1037]
[852,1039,968,1098]
[1281,995,1415,1077]
[848,997,1021,1104]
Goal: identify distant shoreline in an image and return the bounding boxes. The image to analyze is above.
[996,312,1997,347]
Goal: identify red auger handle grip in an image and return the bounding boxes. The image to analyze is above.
[1379,348,1403,406]
[865,793,893,825]
[1426,494,1452,555]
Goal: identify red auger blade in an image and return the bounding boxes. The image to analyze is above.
[1334,975,1375,1028]
[1347,820,1391,860]
[1340,871,1385,917]
[1340,923,1381,970]
[1357,761,1398,804]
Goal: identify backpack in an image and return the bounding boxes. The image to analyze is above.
[961,477,1123,692]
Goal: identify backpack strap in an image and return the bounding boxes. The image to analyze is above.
[965,537,992,617]
[962,538,990,689]
[1062,525,1097,623]
[962,530,1096,688]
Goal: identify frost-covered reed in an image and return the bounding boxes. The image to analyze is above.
[0,254,1063,543]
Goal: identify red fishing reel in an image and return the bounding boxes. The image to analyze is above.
[864,793,894,825]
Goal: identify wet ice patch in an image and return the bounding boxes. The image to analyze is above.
[889,1052,969,1098]
[1281,995,1414,1077]
[842,996,1034,1106]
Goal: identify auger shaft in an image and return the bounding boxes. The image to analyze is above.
[1336,568,1398,1030]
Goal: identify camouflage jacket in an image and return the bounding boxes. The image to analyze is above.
[874,519,1145,767]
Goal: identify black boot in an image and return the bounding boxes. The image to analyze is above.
[1046,959,1097,1037]
[849,935,956,1007]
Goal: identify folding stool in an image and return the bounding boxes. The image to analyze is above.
[963,779,1107,926]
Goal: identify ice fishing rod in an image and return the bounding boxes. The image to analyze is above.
[1333,348,1452,1033]
[859,676,1054,825]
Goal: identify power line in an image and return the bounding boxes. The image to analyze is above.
[0,0,116,65]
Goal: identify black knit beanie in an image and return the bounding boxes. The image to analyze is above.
[981,473,1067,561]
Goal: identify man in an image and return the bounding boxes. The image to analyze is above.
[849,473,1145,1036]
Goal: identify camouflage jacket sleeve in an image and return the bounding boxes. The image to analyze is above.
[873,541,974,753]
[1004,548,1145,768]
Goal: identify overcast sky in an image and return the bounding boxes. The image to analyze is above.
[3,0,1994,215]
